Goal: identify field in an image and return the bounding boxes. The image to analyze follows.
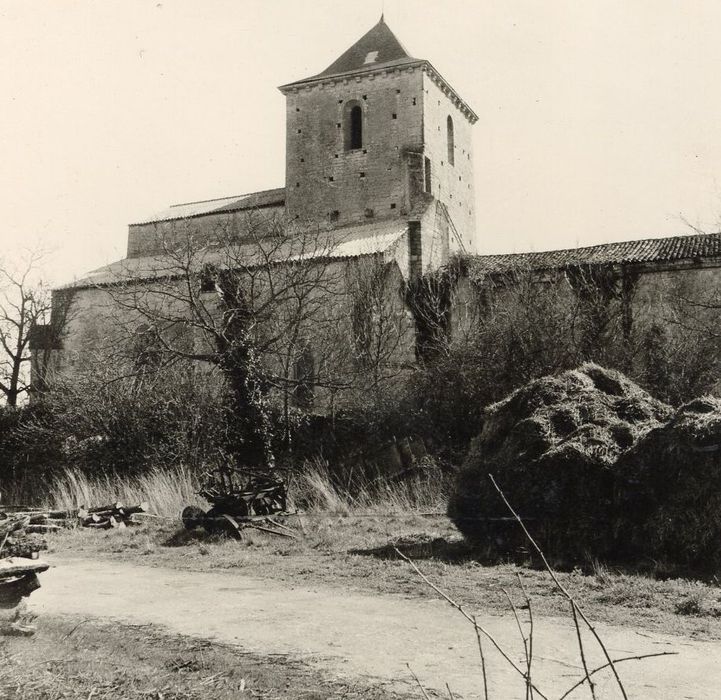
[3,466,721,698]
[42,466,721,640]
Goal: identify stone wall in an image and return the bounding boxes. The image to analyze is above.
[126,204,286,258]
[421,72,476,253]
[283,66,425,227]
[42,254,417,412]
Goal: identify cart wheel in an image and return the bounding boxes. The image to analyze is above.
[181,505,205,530]
[215,514,243,540]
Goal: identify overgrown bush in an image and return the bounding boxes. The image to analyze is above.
[0,364,232,502]
[447,364,672,560]
[617,396,721,573]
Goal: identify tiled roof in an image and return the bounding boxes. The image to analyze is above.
[59,218,408,290]
[468,232,721,277]
[132,187,285,226]
[282,17,418,88]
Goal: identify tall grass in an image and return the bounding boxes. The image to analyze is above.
[42,458,448,520]
[289,457,450,514]
[47,466,205,519]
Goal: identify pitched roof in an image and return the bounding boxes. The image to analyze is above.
[468,231,721,278]
[59,218,408,290]
[317,16,416,78]
[131,187,285,226]
[281,16,421,88]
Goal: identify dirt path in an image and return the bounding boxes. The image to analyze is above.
[32,555,720,699]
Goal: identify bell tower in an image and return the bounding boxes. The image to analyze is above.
[279,17,478,252]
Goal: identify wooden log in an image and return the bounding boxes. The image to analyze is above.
[83,521,111,530]
[0,517,29,537]
[87,502,124,514]
[0,558,49,579]
[24,524,62,534]
[117,502,148,516]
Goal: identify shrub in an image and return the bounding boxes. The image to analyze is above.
[447,364,671,560]
[617,396,721,574]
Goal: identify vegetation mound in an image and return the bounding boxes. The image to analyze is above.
[447,364,672,558]
[617,396,721,573]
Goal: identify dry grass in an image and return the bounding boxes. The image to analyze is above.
[0,615,407,699]
[46,466,206,519]
[34,461,721,642]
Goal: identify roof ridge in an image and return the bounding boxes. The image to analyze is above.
[478,230,721,260]
[170,187,284,209]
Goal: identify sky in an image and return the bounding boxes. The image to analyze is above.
[2,0,721,285]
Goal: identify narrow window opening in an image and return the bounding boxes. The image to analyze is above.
[390,203,397,209]
[345,104,363,150]
[412,97,417,106]
[424,157,432,193]
[447,115,455,166]
[392,113,397,119]
[330,210,340,223]
[365,208,374,218]
[359,172,366,178]
[297,128,302,134]
[328,176,334,182]
[300,158,304,162]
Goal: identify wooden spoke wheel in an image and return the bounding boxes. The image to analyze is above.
[181,505,206,531]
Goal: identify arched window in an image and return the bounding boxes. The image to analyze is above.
[447,115,455,166]
[344,102,363,150]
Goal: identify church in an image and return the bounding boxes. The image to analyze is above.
[36,17,478,393]
[35,17,721,396]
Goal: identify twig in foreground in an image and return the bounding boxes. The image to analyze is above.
[489,474,627,700]
[406,663,431,700]
[472,615,490,700]
[394,547,548,700]
[558,651,678,700]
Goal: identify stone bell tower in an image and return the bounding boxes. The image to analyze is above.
[279,16,478,252]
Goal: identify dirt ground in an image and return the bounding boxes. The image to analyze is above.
[28,554,721,699]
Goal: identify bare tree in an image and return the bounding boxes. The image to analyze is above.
[101,212,409,469]
[0,252,52,406]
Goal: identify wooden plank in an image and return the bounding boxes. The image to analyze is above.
[0,558,49,579]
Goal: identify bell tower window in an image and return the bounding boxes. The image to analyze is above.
[447,115,455,166]
[344,102,363,150]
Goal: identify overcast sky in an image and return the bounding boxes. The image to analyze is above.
[2,0,721,284]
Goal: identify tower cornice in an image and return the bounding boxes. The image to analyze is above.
[279,60,478,125]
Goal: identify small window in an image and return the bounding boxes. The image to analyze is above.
[330,210,340,223]
[344,102,363,150]
[447,115,455,166]
[365,208,374,218]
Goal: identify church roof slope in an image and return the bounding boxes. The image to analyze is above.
[468,231,721,278]
[58,218,409,290]
[132,187,285,226]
